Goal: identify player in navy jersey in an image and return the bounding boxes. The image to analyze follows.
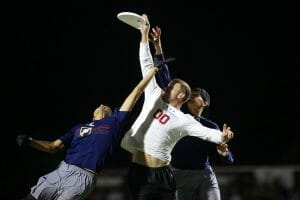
[16,65,161,200]
[150,25,234,200]
[120,14,234,200]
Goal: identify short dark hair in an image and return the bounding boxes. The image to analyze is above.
[191,88,210,107]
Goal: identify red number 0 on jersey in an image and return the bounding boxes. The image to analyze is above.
[153,109,170,124]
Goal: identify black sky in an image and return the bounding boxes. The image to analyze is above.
[2,0,300,199]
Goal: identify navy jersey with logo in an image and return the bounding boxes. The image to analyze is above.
[59,108,129,173]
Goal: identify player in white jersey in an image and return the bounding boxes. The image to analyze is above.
[150,25,234,200]
[121,13,234,200]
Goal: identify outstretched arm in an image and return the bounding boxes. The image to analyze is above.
[120,66,159,111]
[150,26,172,89]
[28,138,65,153]
[203,119,234,164]
[186,120,234,144]
[139,14,155,78]
[150,26,163,55]
[17,134,65,153]
[138,14,162,100]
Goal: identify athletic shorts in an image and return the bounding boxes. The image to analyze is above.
[127,162,176,200]
[30,161,97,200]
[173,166,220,200]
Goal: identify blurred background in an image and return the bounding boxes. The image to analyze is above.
[2,0,299,199]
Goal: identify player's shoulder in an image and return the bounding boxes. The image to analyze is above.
[182,113,197,121]
[199,117,220,130]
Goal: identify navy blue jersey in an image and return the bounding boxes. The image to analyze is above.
[59,108,130,172]
[155,54,234,169]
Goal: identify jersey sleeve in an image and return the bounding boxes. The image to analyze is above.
[58,124,81,147]
[184,116,222,144]
[200,117,221,130]
[139,42,160,98]
[111,108,131,138]
[154,54,172,89]
[222,151,234,164]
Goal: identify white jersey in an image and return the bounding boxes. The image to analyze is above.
[121,42,222,164]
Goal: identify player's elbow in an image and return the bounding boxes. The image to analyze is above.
[48,142,64,153]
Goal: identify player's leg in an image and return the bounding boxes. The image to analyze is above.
[57,162,97,200]
[206,187,221,200]
[174,170,199,200]
[176,187,196,200]
[199,167,221,200]
[29,169,60,199]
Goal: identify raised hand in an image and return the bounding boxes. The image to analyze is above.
[221,123,234,143]
[139,14,150,39]
[149,26,162,49]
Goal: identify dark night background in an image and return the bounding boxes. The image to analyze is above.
[2,0,299,199]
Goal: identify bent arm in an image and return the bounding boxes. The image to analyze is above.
[28,138,65,154]
[120,67,159,111]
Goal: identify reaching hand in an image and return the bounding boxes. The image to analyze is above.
[217,143,230,157]
[221,123,234,143]
[17,134,31,147]
[149,26,162,48]
[139,14,150,36]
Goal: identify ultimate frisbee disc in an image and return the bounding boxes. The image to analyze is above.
[117,12,145,29]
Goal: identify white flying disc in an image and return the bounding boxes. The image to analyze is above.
[117,12,145,29]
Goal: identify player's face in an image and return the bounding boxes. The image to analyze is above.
[190,96,205,109]
[187,95,207,116]
[93,104,112,120]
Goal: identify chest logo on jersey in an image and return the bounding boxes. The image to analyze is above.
[79,127,92,137]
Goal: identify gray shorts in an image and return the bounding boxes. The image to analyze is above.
[173,166,220,200]
[30,161,97,200]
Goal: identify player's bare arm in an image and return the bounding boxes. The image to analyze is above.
[139,14,150,43]
[150,26,163,54]
[120,67,159,112]
[28,138,65,154]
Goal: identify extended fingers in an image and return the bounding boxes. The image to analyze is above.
[226,128,234,140]
[222,123,234,141]
[223,123,227,130]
